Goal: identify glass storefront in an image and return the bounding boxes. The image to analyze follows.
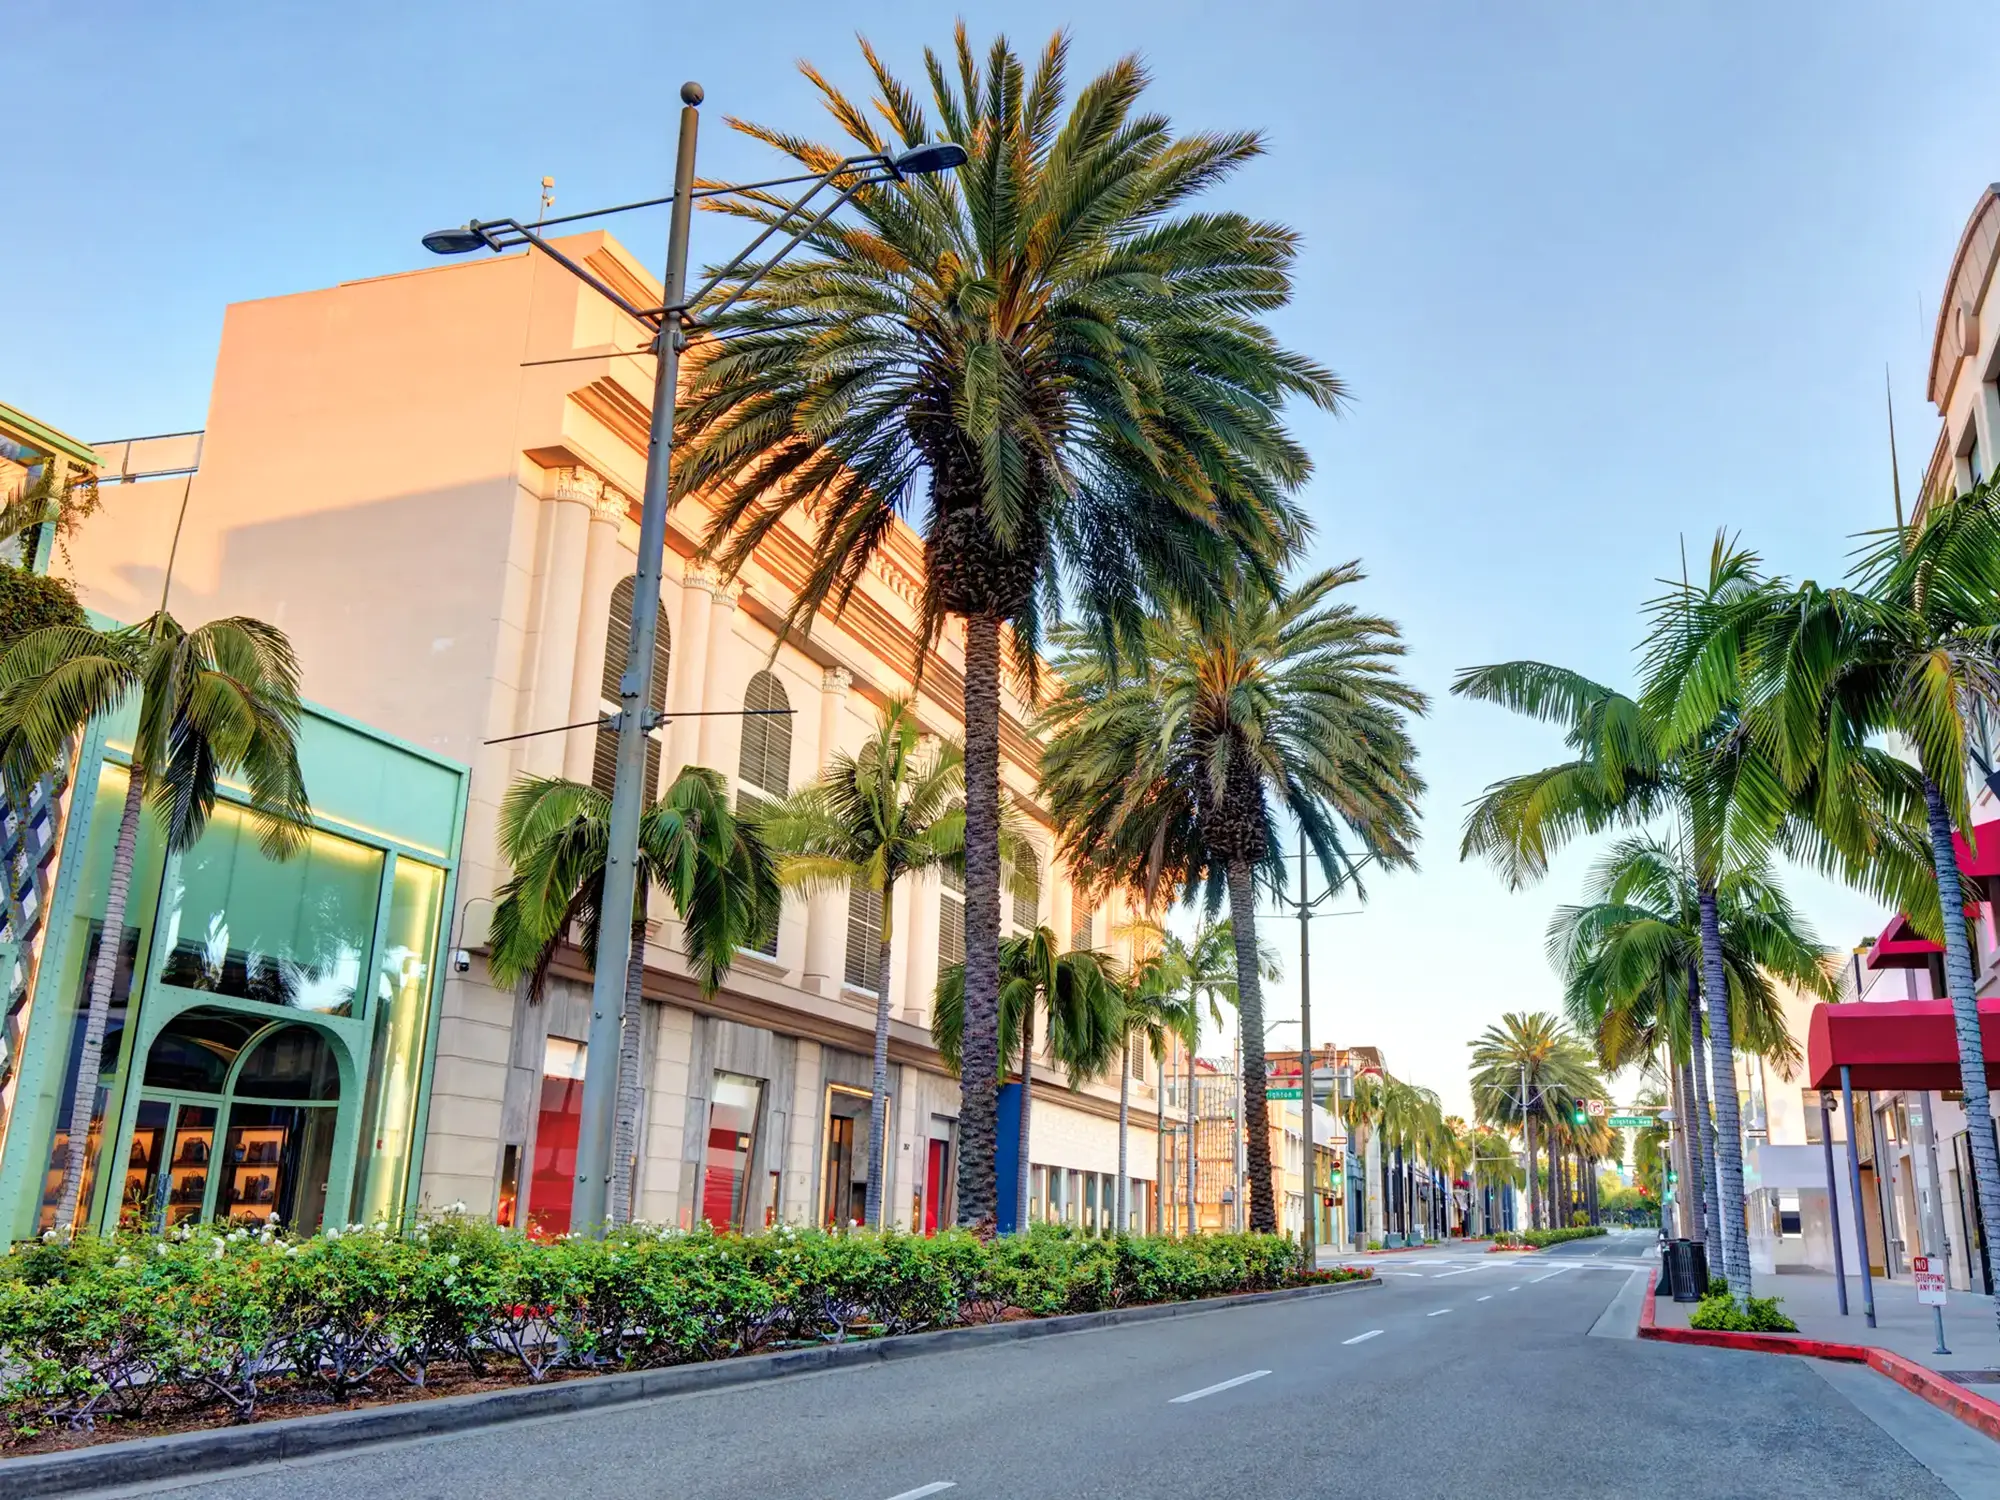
[6,727,459,1243]
[528,1037,585,1238]
[820,1085,888,1230]
[699,1072,763,1230]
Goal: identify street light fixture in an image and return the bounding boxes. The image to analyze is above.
[424,82,963,1237]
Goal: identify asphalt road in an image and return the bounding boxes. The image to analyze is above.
[103,1230,1996,1500]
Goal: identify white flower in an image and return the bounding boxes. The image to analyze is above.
[267,1213,281,1226]
[326,1227,342,1241]
[373,1220,388,1234]
[114,1255,133,1268]
[153,1242,170,1257]
[40,1229,55,1243]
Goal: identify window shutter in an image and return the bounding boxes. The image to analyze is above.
[737,671,792,798]
[1011,852,1039,933]
[845,881,884,992]
[595,576,671,798]
[939,893,964,967]
[1071,904,1093,950]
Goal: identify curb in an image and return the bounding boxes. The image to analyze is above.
[1,1274,1379,1497]
[1636,1271,2000,1443]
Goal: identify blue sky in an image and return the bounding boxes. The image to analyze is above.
[9,3,2000,1114]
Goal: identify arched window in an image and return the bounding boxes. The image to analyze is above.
[736,671,792,800]
[593,576,670,801]
[845,881,884,994]
[939,863,965,967]
[736,670,791,957]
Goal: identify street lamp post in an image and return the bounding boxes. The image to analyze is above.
[1265,842,1372,1269]
[423,88,963,1235]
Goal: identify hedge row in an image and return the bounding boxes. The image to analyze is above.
[0,1218,1356,1439]
[1491,1225,1607,1249]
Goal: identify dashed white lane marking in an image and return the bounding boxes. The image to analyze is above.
[1343,1329,1384,1345]
[1508,1286,1521,1292]
[1532,1268,1572,1283]
[885,1485,956,1500]
[1427,1308,1451,1317]
[1430,1267,1480,1278]
[1476,1295,1492,1301]
[1170,1370,1272,1404]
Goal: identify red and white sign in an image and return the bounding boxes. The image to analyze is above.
[1586,1099,1606,1118]
[1913,1255,1948,1306]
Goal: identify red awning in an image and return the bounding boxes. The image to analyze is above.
[1954,818,2000,878]
[1806,998,2000,1092]
[1865,913,1945,970]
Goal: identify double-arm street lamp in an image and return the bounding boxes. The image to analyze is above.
[423,82,964,1235]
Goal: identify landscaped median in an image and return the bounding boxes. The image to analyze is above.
[1488,1225,1607,1252]
[0,1215,1368,1462]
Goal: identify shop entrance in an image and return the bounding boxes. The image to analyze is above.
[821,1085,891,1230]
[124,1008,342,1230]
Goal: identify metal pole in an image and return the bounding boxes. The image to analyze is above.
[1297,844,1316,1269]
[571,83,702,1237]
[1913,1088,1953,1356]
[1840,1066,1877,1328]
[1819,1092,1848,1316]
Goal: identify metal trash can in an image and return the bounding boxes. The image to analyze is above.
[1662,1238,1707,1303]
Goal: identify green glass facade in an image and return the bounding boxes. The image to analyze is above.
[0,701,466,1242]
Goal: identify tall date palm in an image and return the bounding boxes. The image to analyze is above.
[673,29,1339,1225]
[1040,568,1426,1232]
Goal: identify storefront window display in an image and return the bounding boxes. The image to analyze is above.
[700,1073,764,1230]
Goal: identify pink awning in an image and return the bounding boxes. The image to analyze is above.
[1865,913,1944,971]
[1955,818,2000,878]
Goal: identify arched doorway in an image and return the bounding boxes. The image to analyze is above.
[122,1008,344,1232]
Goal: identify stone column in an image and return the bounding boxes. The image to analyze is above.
[666,565,717,780]
[900,867,940,1026]
[522,466,594,779]
[802,666,853,992]
[563,481,631,785]
[695,583,742,775]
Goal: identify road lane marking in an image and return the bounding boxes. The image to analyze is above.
[1431,1267,1479,1278]
[1376,1270,1425,1278]
[1532,1269,1571,1283]
[1343,1329,1384,1344]
[1508,1286,1521,1291]
[1427,1308,1451,1316]
[885,1486,956,1500]
[1476,1295,1492,1301]
[1170,1370,1272,1403]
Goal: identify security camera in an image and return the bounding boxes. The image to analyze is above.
[451,949,472,974]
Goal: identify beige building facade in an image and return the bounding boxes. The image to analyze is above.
[57,232,1165,1236]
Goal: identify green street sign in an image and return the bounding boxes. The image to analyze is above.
[1607,1114,1654,1128]
[1267,1087,1303,1100]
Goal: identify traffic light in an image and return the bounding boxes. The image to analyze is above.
[1573,1106,1587,1126]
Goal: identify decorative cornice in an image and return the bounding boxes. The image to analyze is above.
[822,665,853,695]
[551,464,600,505]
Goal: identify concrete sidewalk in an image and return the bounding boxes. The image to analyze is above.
[1651,1269,2000,1379]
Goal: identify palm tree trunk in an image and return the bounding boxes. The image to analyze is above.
[1922,774,2000,1334]
[608,912,648,1227]
[1697,884,1752,1299]
[1687,982,1723,1282]
[51,765,147,1235]
[1115,1046,1130,1234]
[1015,998,1036,1232]
[955,612,1004,1230]
[865,874,896,1230]
[1227,858,1277,1234]
[1524,1113,1539,1232]
[1186,1048,1198,1233]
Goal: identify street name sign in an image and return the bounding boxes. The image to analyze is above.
[1266,1087,1303,1100]
[1607,1115,1653,1128]
[1914,1256,1948,1306]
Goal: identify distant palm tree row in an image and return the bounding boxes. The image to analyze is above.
[1454,487,2000,1321]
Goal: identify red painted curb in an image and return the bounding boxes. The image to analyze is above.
[1638,1271,2000,1443]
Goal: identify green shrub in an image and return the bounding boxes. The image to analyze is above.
[1688,1290,1797,1334]
[1514,1225,1607,1249]
[0,1216,1357,1440]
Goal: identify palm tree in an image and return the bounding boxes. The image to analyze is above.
[756,699,963,1228]
[1105,942,1195,1233]
[1157,915,1253,1232]
[1439,1116,1473,1236]
[487,768,779,1226]
[1730,483,2000,1330]
[1468,1013,1599,1231]
[1469,1124,1523,1235]
[0,613,311,1232]
[1041,568,1426,1233]
[1547,833,1832,1267]
[1455,538,1911,1294]
[673,29,1339,1228]
[933,925,1122,1230]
